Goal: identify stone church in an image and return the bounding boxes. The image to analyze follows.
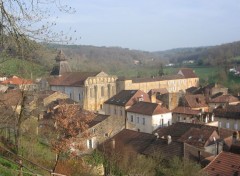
[46,50,117,112]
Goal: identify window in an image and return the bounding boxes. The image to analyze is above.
[70,93,72,99]
[234,123,238,130]
[104,133,109,137]
[79,93,81,100]
[143,118,145,125]
[161,119,164,126]
[131,115,133,122]
[219,121,222,128]
[226,122,230,129]
[137,117,139,123]
[101,86,104,97]
[114,109,117,115]
[120,110,122,116]
[87,139,93,149]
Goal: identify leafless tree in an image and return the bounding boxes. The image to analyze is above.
[0,0,77,54]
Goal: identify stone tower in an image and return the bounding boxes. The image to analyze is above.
[50,50,72,76]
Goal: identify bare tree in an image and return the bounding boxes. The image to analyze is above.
[0,0,77,54]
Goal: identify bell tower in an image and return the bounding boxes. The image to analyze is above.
[50,50,72,76]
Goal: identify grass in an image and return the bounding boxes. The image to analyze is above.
[0,57,48,79]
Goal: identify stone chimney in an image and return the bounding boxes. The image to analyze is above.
[167,135,172,145]
[111,139,115,149]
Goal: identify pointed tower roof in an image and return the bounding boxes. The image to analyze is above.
[50,50,72,76]
[55,50,67,62]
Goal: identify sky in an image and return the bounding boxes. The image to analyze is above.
[52,0,240,51]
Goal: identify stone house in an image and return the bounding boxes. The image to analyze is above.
[181,94,209,112]
[207,93,239,112]
[116,68,199,94]
[103,90,150,125]
[85,114,124,152]
[172,106,201,124]
[126,101,172,133]
[214,104,240,130]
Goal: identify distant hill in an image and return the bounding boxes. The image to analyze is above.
[154,41,240,66]
[1,39,240,78]
[45,44,167,77]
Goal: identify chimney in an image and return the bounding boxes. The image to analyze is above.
[167,135,172,145]
[111,139,115,149]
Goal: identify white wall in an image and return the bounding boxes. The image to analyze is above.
[127,112,172,134]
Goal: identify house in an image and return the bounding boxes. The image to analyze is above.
[203,151,240,176]
[42,50,117,111]
[0,76,37,91]
[208,93,239,112]
[85,114,124,151]
[172,106,201,123]
[214,104,240,130]
[116,68,199,94]
[126,102,172,133]
[153,122,234,162]
[103,90,150,121]
[203,83,228,97]
[181,94,209,112]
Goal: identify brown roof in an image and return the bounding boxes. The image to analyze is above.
[213,104,240,119]
[208,95,239,103]
[126,102,170,115]
[178,68,198,78]
[88,114,110,128]
[178,128,218,148]
[1,76,33,85]
[47,72,99,86]
[184,94,208,109]
[104,90,150,107]
[98,129,156,156]
[172,106,201,115]
[154,122,233,142]
[203,151,240,176]
[142,138,183,158]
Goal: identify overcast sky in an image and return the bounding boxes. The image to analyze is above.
[53,0,240,51]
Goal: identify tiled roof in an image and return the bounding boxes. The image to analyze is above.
[153,122,233,141]
[142,138,183,158]
[184,94,208,109]
[172,106,201,115]
[47,72,99,86]
[203,151,240,176]
[104,90,150,107]
[178,128,217,148]
[1,76,33,85]
[178,68,197,78]
[98,129,156,155]
[208,94,239,103]
[126,102,170,115]
[88,114,110,128]
[213,104,240,119]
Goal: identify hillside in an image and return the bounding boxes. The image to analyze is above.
[154,41,240,66]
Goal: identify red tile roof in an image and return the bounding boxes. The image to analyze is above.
[203,151,240,176]
[47,72,99,86]
[172,106,201,115]
[1,76,33,85]
[178,128,218,148]
[178,68,198,78]
[142,138,183,158]
[98,129,156,155]
[208,95,239,103]
[104,90,150,107]
[126,102,170,115]
[184,94,208,109]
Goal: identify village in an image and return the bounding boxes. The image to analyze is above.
[0,50,239,175]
